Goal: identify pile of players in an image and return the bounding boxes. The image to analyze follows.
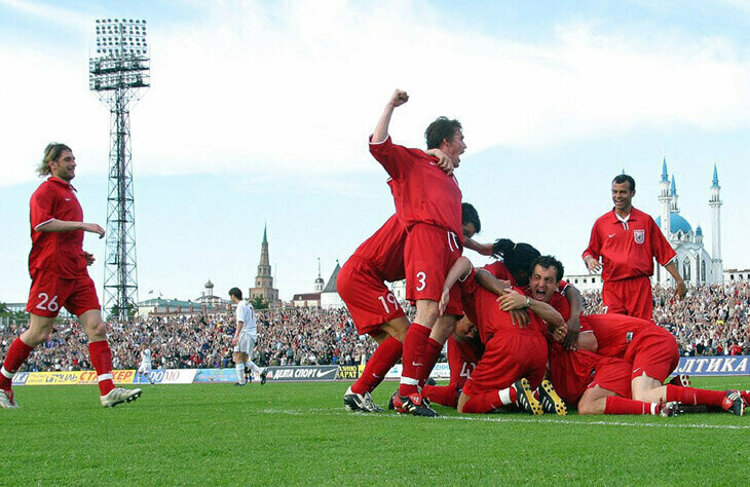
[337,89,748,418]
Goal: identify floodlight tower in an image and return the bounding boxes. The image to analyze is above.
[89,18,150,319]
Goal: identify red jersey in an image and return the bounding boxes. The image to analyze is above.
[369,136,463,241]
[350,214,406,282]
[580,313,655,358]
[482,261,516,285]
[28,177,87,279]
[447,334,483,389]
[472,285,546,344]
[582,207,676,281]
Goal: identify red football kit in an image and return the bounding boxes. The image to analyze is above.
[337,214,406,336]
[369,136,463,314]
[422,334,483,408]
[459,275,548,397]
[580,314,679,382]
[547,345,633,406]
[482,261,516,285]
[26,177,100,317]
[583,207,676,319]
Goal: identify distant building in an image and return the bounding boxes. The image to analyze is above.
[292,292,321,307]
[195,279,227,307]
[320,261,343,309]
[249,225,279,306]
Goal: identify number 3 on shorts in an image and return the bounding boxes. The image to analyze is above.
[415,271,427,292]
[36,292,60,312]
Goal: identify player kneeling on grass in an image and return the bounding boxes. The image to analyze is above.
[0,143,140,409]
[438,256,567,415]
[229,288,267,387]
[527,255,745,416]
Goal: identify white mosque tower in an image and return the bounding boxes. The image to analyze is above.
[709,164,723,274]
[655,160,723,286]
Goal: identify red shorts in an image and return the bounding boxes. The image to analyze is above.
[337,256,405,336]
[602,276,653,321]
[463,331,547,397]
[587,357,633,399]
[404,223,462,315]
[625,327,679,382]
[26,269,100,318]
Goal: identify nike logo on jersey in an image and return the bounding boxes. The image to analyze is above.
[411,362,423,367]
[65,198,72,201]
[608,233,616,238]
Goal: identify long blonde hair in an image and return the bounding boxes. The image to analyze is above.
[37,143,71,177]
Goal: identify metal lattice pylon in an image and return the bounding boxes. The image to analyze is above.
[89,18,150,319]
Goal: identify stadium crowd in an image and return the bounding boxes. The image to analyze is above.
[0,282,747,372]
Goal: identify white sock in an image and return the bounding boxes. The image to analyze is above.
[236,363,245,383]
[245,361,261,374]
[498,387,513,406]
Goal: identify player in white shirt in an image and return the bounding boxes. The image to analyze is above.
[137,346,155,385]
[229,287,267,386]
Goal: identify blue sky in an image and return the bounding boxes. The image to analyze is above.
[1,0,750,303]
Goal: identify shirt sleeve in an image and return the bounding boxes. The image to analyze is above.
[649,218,677,266]
[368,135,411,181]
[235,305,244,324]
[582,220,602,260]
[30,184,56,231]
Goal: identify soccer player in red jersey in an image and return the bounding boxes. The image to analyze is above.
[530,256,744,416]
[482,238,540,287]
[582,174,686,320]
[420,317,483,409]
[369,89,467,416]
[439,257,567,415]
[338,203,483,412]
[0,143,142,409]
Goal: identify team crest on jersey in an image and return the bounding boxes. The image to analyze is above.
[633,229,645,244]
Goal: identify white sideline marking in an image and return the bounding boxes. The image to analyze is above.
[257,408,750,430]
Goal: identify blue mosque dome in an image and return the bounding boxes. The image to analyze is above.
[696,225,703,236]
[655,212,693,235]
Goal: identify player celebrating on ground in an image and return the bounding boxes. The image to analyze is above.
[0,143,141,409]
[137,346,155,385]
[369,89,468,416]
[420,316,483,409]
[229,288,267,387]
[439,256,567,415]
[525,255,744,416]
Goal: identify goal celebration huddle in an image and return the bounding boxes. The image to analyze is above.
[337,89,748,418]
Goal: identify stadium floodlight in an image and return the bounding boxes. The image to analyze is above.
[89,18,150,320]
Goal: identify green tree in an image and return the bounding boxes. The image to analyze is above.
[250,295,269,310]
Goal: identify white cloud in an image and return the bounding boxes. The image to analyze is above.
[2,0,750,188]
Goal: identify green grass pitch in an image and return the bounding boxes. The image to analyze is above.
[1,376,748,485]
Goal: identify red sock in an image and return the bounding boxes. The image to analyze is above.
[0,338,34,390]
[604,396,655,415]
[666,384,725,407]
[351,336,402,395]
[422,384,460,408]
[88,340,115,395]
[398,323,430,396]
[462,391,504,414]
[418,338,443,387]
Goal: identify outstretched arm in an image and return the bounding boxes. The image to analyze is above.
[464,238,493,256]
[372,89,409,144]
[36,219,105,238]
